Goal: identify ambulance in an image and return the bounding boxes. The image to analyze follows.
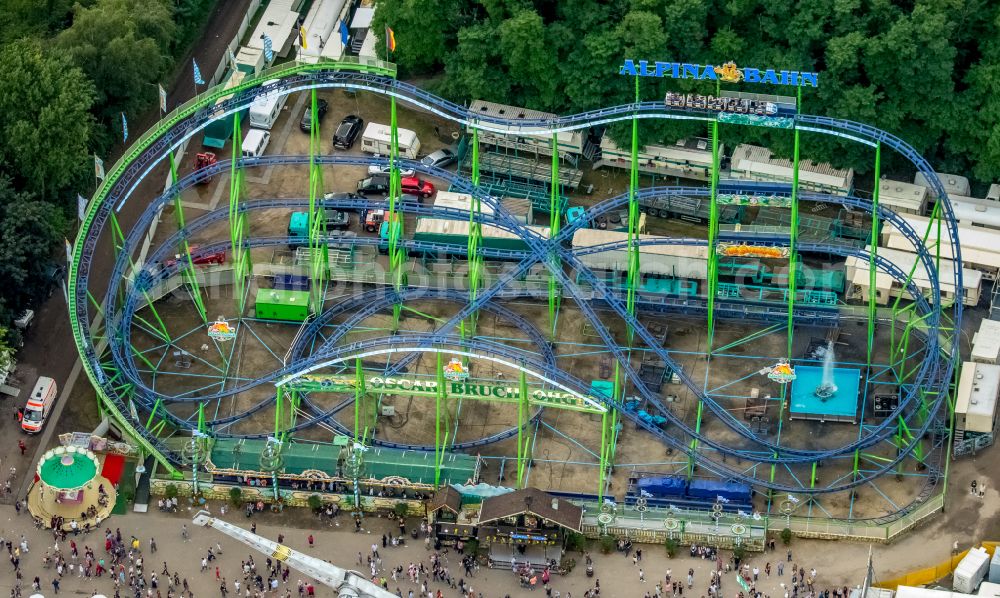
[22,376,57,434]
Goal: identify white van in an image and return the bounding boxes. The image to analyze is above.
[22,376,57,434]
[242,129,271,158]
[247,80,287,130]
[360,123,421,159]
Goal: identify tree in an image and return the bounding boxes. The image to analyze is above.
[56,0,176,141]
[0,177,68,321]
[371,0,466,74]
[0,40,96,200]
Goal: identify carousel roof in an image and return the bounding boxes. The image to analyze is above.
[37,446,100,490]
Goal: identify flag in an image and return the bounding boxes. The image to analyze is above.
[716,495,730,504]
[94,155,105,181]
[192,59,205,85]
[299,26,308,50]
[227,48,238,72]
[639,489,653,498]
[64,238,73,263]
[121,112,128,143]
[788,494,800,504]
[737,574,750,593]
[77,194,88,221]
[386,26,396,53]
[339,21,349,47]
[158,84,167,113]
[263,34,274,62]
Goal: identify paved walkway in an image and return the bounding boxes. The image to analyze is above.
[0,500,925,598]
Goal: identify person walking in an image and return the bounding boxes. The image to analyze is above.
[181,525,190,541]
[308,534,314,548]
[17,440,25,455]
[149,537,157,553]
[639,569,645,583]
[51,578,60,594]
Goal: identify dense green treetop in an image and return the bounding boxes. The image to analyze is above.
[376,0,1000,187]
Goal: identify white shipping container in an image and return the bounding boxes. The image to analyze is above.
[955,547,992,594]
[360,123,421,159]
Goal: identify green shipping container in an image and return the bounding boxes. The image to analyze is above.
[254,288,311,321]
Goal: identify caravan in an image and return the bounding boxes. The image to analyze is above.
[360,123,421,159]
[248,80,288,130]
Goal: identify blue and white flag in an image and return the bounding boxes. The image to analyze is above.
[158,84,167,113]
[716,495,730,504]
[77,194,88,221]
[639,489,653,498]
[94,155,105,181]
[263,35,274,62]
[121,112,128,142]
[192,58,205,85]
[339,20,349,47]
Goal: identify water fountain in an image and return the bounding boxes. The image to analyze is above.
[788,340,862,424]
[814,340,838,400]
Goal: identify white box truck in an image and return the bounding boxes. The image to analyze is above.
[360,122,420,159]
[955,547,992,594]
[248,80,287,130]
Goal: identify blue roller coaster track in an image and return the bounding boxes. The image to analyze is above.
[69,60,961,500]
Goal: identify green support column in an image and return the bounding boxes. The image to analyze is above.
[785,87,803,361]
[275,384,284,440]
[169,153,207,323]
[548,134,562,339]
[354,357,366,444]
[466,128,483,337]
[387,96,406,331]
[435,352,447,486]
[687,399,703,479]
[867,143,882,372]
[517,368,531,488]
[625,75,640,346]
[705,80,722,357]
[307,89,328,313]
[229,112,251,316]
[598,409,609,501]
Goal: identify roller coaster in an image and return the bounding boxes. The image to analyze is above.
[69,57,962,525]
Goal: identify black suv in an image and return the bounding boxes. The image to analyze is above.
[333,115,363,149]
[356,174,389,195]
[299,98,329,132]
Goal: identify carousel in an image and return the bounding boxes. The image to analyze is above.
[27,446,117,531]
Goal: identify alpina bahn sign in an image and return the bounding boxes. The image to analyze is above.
[619,60,819,88]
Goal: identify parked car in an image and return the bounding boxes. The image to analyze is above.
[356,174,390,196]
[165,246,226,269]
[367,163,415,178]
[420,148,456,169]
[322,191,363,212]
[299,98,329,132]
[401,176,435,198]
[333,115,363,149]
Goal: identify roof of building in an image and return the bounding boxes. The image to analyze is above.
[428,486,463,514]
[878,179,929,211]
[914,171,971,196]
[954,362,1000,433]
[730,144,854,192]
[478,487,583,532]
[972,319,1000,363]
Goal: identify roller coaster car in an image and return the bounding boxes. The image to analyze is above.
[193,152,218,184]
[164,245,226,268]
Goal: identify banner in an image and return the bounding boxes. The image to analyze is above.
[158,84,167,113]
[94,155,105,181]
[77,194,88,221]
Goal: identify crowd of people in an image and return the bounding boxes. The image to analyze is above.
[0,499,851,598]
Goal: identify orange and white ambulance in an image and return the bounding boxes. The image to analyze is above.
[22,376,57,434]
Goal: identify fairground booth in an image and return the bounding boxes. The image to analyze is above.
[477,488,583,569]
